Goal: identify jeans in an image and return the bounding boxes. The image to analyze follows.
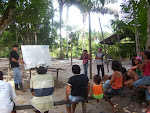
[83,63,88,76]
[13,67,22,84]
[66,95,84,107]
[103,80,111,90]
[97,65,104,77]
[133,76,150,87]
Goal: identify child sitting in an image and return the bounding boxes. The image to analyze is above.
[124,56,143,87]
[91,75,104,102]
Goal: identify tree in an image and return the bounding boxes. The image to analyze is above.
[0,0,16,34]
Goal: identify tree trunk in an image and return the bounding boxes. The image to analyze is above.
[89,11,92,79]
[0,0,16,34]
[133,0,140,56]
[59,1,63,58]
[146,1,150,49]
[26,24,29,45]
[82,12,87,51]
[66,4,70,59]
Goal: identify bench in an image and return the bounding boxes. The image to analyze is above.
[14,97,95,113]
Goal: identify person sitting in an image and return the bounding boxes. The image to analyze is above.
[30,62,54,113]
[90,75,104,103]
[64,65,90,113]
[133,50,150,113]
[0,71,16,113]
[124,56,143,88]
[104,61,123,113]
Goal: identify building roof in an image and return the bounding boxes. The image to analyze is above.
[100,34,126,45]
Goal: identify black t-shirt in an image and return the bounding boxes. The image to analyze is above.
[10,50,19,68]
[68,74,89,98]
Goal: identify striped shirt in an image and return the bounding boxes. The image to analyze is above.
[30,74,54,112]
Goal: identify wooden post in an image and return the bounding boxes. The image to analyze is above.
[98,17,109,73]
[82,101,86,113]
[71,37,72,65]
[30,69,31,78]
[57,69,59,84]
[117,34,122,64]
[89,11,92,79]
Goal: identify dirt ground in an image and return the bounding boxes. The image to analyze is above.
[0,58,148,113]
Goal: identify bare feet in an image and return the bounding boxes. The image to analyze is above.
[113,106,118,113]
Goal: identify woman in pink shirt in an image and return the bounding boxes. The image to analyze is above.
[83,50,90,76]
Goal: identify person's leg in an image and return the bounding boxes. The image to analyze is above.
[72,103,77,113]
[97,65,100,76]
[102,80,111,90]
[100,65,105,78]
[84,63,88,76]
[128,70,139,81]
[83,64,87,76]
[66,105,71,113]
[13,67,20,90]
[105,98,117,113]
[145,89,150,112]
[124,79,134,88]
[133,76,150,87]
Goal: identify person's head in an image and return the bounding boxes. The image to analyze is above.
[72,65,81,74]
[13,45,19,51]
[93,75,101,85]
[83,50,88,54]
[36,62,47,74]
[141,50,150,59]
[98,48,102,53]
[0,71,3,80]
[134,56,142,65]
[111,60,122,71]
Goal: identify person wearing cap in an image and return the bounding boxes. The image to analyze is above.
[10,45,25,91]
[30,62,54,113]
[0,71,16,113]
[133,50,150,113]
[124,56,143,88]
[95,48,105,77]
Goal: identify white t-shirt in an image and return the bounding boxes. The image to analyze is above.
[0,80,16,113]
[96,53,104,65]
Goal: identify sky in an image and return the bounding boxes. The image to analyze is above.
[53,1,122,37]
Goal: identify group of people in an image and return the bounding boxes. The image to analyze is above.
[83,48,105,77]
[1,45,150,113]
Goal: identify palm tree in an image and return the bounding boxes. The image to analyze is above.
[146,1,150,49]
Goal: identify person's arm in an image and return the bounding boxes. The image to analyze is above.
[11,57,24,64]
[109,73,116,85]
[102,85,105,94]
[139,60,148,71]
[64,84,71,101]
[19,57,24,64]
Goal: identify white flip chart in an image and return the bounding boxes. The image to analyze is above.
[21,45,51,70]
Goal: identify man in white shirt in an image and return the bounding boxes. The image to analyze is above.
[30,62,54,113]
[95,48,105,78]
[0,71,16,113]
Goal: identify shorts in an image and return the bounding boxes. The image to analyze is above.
[66,95,84,107]
[133,76,150,87]
[93,94,103,99]
[105,87,122,95]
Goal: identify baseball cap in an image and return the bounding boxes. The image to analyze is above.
[36,61,47,68]
[136,56,142,62]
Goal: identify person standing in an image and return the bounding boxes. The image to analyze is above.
[95,48,105,78]
[10,45,25,91]
[0,71,16,113]
[83,50,90,76]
